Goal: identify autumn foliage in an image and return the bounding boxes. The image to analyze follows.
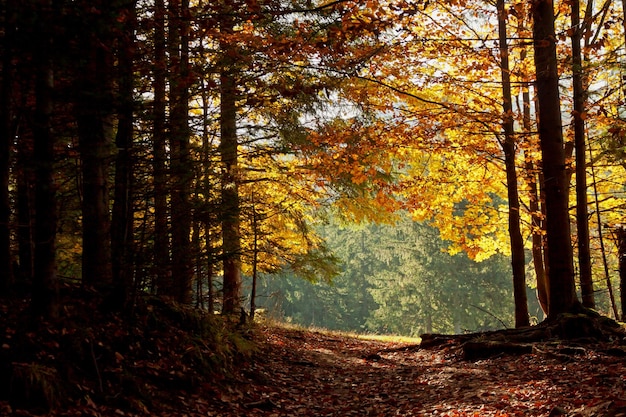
[3,0,626,414]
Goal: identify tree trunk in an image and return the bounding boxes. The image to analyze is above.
[74,1,113,288]
[220,8,242,314]
[0,0,15,291]
[206,223,215,314]
[497,0,529,328]
[192,218,202,309]
[594,166,619,319]
[168,0,193,304]
[531,0,579,317]
[517,15,548,317]
[111,0,137,310]
[16,143,34,285]
[152,0,171,296]
[616,226,626,321]
[32,0,58,318]
[570,0,594,309]
[250,195,259,320]
[529,165,549,316]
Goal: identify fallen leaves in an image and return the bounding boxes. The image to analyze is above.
[3,289,626,416]
[224,326,626,416]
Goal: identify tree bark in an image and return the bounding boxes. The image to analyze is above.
[152,0,172,296]
[531,0,579,317]
[206,223,215,314]
[111,0,137,310]
[250,195,259,320]
[570,0,594,309]
[74,1,113,288]
[517,15,549,317]
[615,226,626,321]
[16,141,34,285]
[168,0,193,304]
[0,0,15,292]
[32,0,58,318]
[497,0,529,328]
[220,7,242,314]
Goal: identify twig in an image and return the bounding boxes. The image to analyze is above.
[470,304,509,329]
[89,339,103,393]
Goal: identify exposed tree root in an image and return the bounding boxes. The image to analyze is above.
[420,308,626,361]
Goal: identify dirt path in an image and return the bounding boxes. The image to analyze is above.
[212,326,626,417]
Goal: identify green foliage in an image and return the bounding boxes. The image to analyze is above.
[257,213,517,335]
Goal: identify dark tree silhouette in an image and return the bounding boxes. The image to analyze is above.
[531,0,580,317]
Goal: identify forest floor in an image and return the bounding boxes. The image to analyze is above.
[3,291,626,416]
[219,324,626,417]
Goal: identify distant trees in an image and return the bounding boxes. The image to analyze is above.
[258,216,517,335]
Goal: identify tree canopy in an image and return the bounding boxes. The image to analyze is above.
[1,0,626,330]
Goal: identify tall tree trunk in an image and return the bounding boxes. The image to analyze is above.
[200,76,214,312]
[531,0,579,317]
[16,143,34,285]
[169,0,193,304]
[220,8,242,314]
[152,0,171,295]
[497,0,529,328]
[250,194,259,321]
[0,0,15,291]
[74,1,113,288]
[518,15,549,317]
[615,226,626,320]
[206,224,215,314]
[592,153,619,318]
[32,0,58,318]
[111,0,137,310]
[192,217,202,308]
[570,0,594,309]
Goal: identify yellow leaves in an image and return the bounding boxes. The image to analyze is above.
[397,144,511,261]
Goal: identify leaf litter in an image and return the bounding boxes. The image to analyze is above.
[231,325,626,417]
[3,289,626,417]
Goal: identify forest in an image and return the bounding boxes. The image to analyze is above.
[4,0,626,414]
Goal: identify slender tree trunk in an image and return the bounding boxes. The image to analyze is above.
[592,150,619,319]
[497,0,529,328]
[192,218,202,308]
[74,1,113,288]
[200,76,214,312]
[531,0,579,317]
[0,0,15,291]
[32,0,58,318]
[169,0,193,304]
[16,144,34,285]
[518,16,549,317]
[528,170,548,316]
[206,223,215,313]
[111,0,137,310]
[220,8,242,314]
[250,195,259,320]
[570,0,594,308]
[615,226,626,320]
[153,0,171,295]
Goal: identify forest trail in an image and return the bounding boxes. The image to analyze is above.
[217,325,626,417]
[4,294,626,417]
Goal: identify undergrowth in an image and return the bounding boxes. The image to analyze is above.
[0,284,255,415]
